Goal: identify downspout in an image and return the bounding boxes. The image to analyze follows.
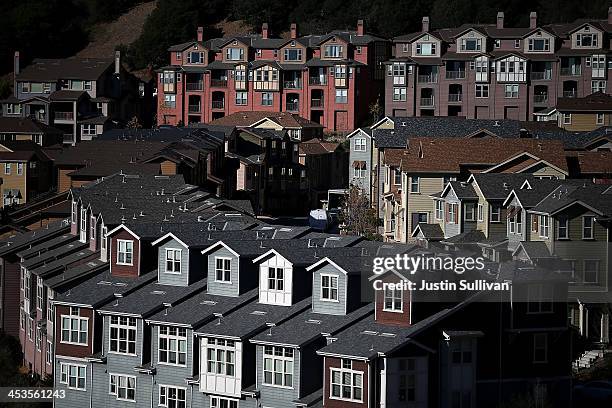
[368,360,373,408]
[380,357,387,407]
[89,363,94,408]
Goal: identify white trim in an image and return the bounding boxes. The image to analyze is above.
[329,366,364,403]
[320,273,339,302]
[151,232,189,248]
[108,372,137,402]
[214,256,233,283]
[106,224,141,240]
[116,239,134,266]
[305,257,348,274]
[164,248,182,274]
[582,215,595,239]
[201,240,240,257]
[59,362,87,391]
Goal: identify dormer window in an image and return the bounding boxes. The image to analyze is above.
[577,33,598,47]
[284,48,302,61]
[90,215,96,240]
[268,268,284,290]
[416,42,436,56]
[187,51,203,64]
[383,287,402,312]
[165,249,181,274]
[528,38,550,52]
[324,45,343,58]
[215,257,231,282]
[117,240,134,265]
[226,48,244,61]
[461,38,481,51]
[71,201,77,223]
[321,274,338,301]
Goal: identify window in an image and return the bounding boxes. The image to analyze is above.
[515,39,521,48]
[235,92,247,105]
[210,397,238,408]
[82,124,96,137]
[324,45,343,58]
[20,308,25,331]
[478,204,483,222]
[164,94,176,108]
[159,385,186,408]
[263,346,293,387]
[90,215,96,240]
[71,201,78,223]
[562,113,571,125]
[353,162,366,178]
[393,87,407,101]
[504,84,519,98]
[461,38,482,51]
[383,287,402,312]
[284,48,302,61]
[539,215,549,238]
[60,363,86,390]
[36,276,44,310]
[330,364,363,402]
[392,63,406,84]
[435,201,444,220]
[261,92,273,106]
[5,104,21,115]
[60,308,88,345]
[187,52,203,64]
[528,38,550,52]
[527,284,553,313]
[109,374,136,401]
[448,203,457,224]
[321,274,338,301]
[165,249,181,274]
[335,89,348,103]
[577,33,598,47]
[464,203,475,221]
[557,216,568,239]
[159,326,187,365]
[206,338,236,376]
[475,84,489,98]
[596,113,605,125]
[354,138,366,152]
[17,163,23,175]
[398,359,416,402]
[533,334,548,363]
[582,216,594,239]
[109,316,137,354]
[268,267,284,291]
[416,42,436,56]
[4,163,10,175]
[101,226,107,252]
[583,260,600,284]
[215,257,231,282]
[410,176,420,193]
[28,317,34,341]
[490,205,501,223]
[117,240,134,265]
[46,340,53,365]
[592,80,606,93]
[175,52,181,60]
[226,48,244,61]
[393,168,402,185]
[47,289,54,323]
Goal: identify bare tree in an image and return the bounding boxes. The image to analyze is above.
[339,185,380,239]
[126,115,142,129]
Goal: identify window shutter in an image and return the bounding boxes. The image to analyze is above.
[532,215,539,232]
[445,203,450,222]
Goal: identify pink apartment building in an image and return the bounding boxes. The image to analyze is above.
[157,21,389,132]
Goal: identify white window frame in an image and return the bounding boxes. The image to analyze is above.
[562,113,571,125]
[320,274,339,302]
[46,340,53,365]
[60,362,86,390]
[109,315,137,355]
[464,203,475,221]
[268,267,285,291]
[60,309,88,346]
[263,345,294,388]
[539,215,549,238]
[165,248,182,274]
[215,257,232,283]
[557,216,569,239]
[354,138,366,152]
[36,276,44,311]
[383,287,403,312]
[435,201,443,220]
[410,176,420,193]
[596,113,605,125]
[210,396,239,408]
[583,259,600,284]
[330,365,363,402]
[109,373,136,401]
[71,201,78,224]
[582,215,594,239]
[490,205,501,223]
[477,204,483,222]
[159,385,187,408]
[116,239,134,266]
[158,326,187,366]
[475,84,489,98]
[205,338,236,376]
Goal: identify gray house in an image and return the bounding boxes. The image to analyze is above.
[346,127,374,196]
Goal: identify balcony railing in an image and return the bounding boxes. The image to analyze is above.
[54,112,74,121]
[560,67,581,76]
[530,72,552,81]
[311,99,324,108]
[211,100,225,109]
[283,80,302,89]
[448,93,463,102]
[417,74,438,83]
[445,71,466,79]
[420,97,434,107]
[211,79,228,87]
[563,90,577,98]
[309,77,327,85]
[286,102,299,111]
[533,94,548,104]
[186,82,203,91]
[188,104,201,113]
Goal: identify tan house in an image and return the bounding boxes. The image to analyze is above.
[557,92,612,131]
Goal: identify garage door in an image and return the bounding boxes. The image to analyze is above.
[475,106,489,119]
[504,106,519,120]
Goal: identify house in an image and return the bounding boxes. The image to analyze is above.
[157,21,389,132]
[0,117,63,146]
[384,9,612,122]
[556,92,612,131]
[298,138,347,207]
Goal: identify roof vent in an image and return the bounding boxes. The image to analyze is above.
[362,330,378,336]
[251,310,267,315]
[306,319,321,324]
[151,290,167,295]
[200,300,218,306]
[493,120,500,127]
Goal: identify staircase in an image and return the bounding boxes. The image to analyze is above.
[573,348,609,372]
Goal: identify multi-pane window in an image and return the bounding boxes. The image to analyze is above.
[187,52,203,64]
[159,326,187,365]
[394,168,402,185]
[36,276,44,310]
[490,205,501,222]
[539,215,549,237]
[210,397,238,408]
[263,346,293,387]
[383,287,402,312]
[596,113,605,125]
[504,84,519,98]
[109,316,137,354]
[226,48,244,61]
[398,359,416,401]
[527,284,553,313]
[268,267,284,290]
[284,49,302,61]
[435,201,444,220]
[416,42,436,55]
[410,176,420,193]
[23,268,31,302]
[261,92,273,106]
[215,257,231,282]
[330,361,363,402]
[335,89,348,103]
[82,124,96,137]
[17,163,23,175]
[461,38,481,51]
[583,260,600,283]
[557,216,569,239]
[353,162,366,178]
[60,363,86,390]
[46,340,53,365]
[159,385,186,408]
[464,203,475,221]
[354,138,366,152]
[475,84,489,98]
[528,38,550,52]
[393,87,407,101]
[205,338,236,376]
[321,274,338,301]
[392,63,406,85]
[109,374,136,401]
[90,215,96,239]
[577,33,598,47]
[28,317,34,341]
[165,249,181,274]
[324,45,342,58]
[117,240,133,265]
[164,94,176,108]
[4,163,10,175]
[235,92,247,105]
[60,308,88,345]
[591,80,606,93]
[478,204,483,222]
[562,113,571,125]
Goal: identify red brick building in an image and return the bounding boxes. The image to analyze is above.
[157,21,389,132]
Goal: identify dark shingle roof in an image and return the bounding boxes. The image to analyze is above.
[16,58,113,82]
[0,220,70,257]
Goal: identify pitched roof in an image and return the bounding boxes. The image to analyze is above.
[572,151,612,175]
[16,57,114,82]
[0,117,63,135]
[298,138,340,155]
[209,111,321,128]
[556,92,612,112]
[530,182,612,216]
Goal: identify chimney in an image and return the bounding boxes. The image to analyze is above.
[114,50,121,75]
[608,7,612,24]
[357,19,364,36]
[422,16,430,32]
[290,23,297,39]
[497,12,504,29]
[14,51,20,76]
[262,23,269,39]
[529,12,537,29]
[197,26,203,43]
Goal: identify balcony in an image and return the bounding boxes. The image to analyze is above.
[417,74,438,84]
[533,94,548,104]
[420,97,434,107]
[311,99,324,108]
[309,77,327,86]
[284,80,302,89]
[188,104,201,113]
[563,90,576,98]
[530,72,552,81]
[211,79,228,87]
[211,100,224,109]
[445,71,466,80]
[186,82,203,91]
[448,94,463,102]
[286,102,299,111]
[54,112,74,121]
[560,67,581,76]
